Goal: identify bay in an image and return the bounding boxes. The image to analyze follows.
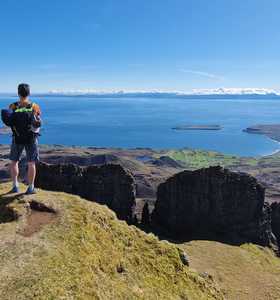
[0,96,279,157]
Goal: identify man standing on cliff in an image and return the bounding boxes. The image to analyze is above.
[8,83,41,194]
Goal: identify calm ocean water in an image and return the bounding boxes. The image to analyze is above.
[0,96,280,157]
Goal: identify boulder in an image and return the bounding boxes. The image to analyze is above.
[152,166,276,247]
[35,162,136,223]
[178,248,189,266]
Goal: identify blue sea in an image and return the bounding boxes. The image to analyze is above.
[1,96,280,157]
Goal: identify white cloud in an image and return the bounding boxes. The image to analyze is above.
[191,87,279,95]
[47,87,280,96]
[180,69,225,81]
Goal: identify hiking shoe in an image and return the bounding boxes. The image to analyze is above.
[8,186,19,194]
[25,186,37,195]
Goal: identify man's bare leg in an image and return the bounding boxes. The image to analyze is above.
[10,161,19,192]
[10,161,19,186]
[27,162,36,189]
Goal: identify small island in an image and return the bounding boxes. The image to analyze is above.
[243,124,280,142]
[172,124,222,131]
[0,126,11,135]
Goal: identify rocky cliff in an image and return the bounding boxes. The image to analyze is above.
[35,162,136,223]
[152,166,277,248]
[271,202,280,248]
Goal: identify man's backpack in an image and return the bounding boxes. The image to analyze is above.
[11,102,36,144]
[1,109,14,127]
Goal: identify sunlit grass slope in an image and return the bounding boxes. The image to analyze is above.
[0,183,222,300]
[183,241,280,300]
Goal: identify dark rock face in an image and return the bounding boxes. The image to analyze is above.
[43,154,122,167]
[141,202,151,226]
[271,202,280,247]
[152,166,277,247]
[35,162,136,223]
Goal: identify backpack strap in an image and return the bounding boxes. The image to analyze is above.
[10,102,19,111]
[14,102,34,113]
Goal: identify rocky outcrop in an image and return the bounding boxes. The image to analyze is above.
[271,202,280,247]
[35,162,136,223]
[43,154,123,167]
[152,166,277,248]
[141,202,151,226]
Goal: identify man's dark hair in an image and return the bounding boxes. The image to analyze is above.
[18,83,30,98]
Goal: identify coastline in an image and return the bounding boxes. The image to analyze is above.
[243,124,280,145]
[1,96,280,157]
[1,144,280,204]
[0,141,279,157]
[0,126,11,135]
[1,122,280,157]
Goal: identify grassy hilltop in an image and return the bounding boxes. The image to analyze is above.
[0,183,222,300]
[1,147,280,299]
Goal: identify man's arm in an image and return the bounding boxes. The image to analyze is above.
[32,103,42,128]
[32,103,41,116]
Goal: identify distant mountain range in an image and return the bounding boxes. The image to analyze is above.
[44,87,280,99]
[1,88,280,99]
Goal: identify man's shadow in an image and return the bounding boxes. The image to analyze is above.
[0,191,26,223]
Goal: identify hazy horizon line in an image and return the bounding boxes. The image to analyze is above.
[1,87,280,96]
[0,88,280,97]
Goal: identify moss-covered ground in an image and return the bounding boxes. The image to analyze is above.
[0,183,223,300]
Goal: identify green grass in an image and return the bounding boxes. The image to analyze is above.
[163,149,280,172]
[0,183,223,300]
[1,180,280,299]
[164,149,258,170]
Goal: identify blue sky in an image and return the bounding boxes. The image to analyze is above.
[0,0,280,92]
